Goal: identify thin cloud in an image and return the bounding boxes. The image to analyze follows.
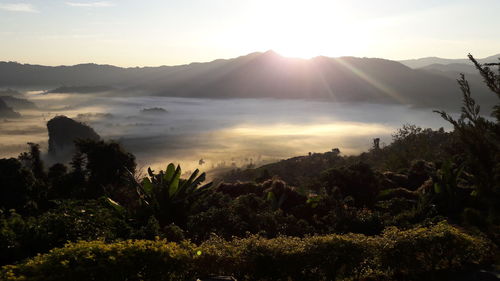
[0,3,38,13]
[66,1,114,7]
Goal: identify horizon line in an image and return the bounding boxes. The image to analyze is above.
[1,50,498,69]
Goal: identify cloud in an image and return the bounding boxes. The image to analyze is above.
[0,3,38,13]
[66,1,114,7]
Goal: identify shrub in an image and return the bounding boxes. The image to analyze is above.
[0,199,132,266]
[376,221,496,279]
[186,194,313,240]
[0,210,35,265]
[1,240,197,281]
[321,162,381,207]
[2,222,495,281]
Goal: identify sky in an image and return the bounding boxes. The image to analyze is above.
[0,0,499,67]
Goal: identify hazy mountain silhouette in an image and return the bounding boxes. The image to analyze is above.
[399,54,500,69]
[0,97,21,118]
[0,96,37,110]
[415,62,496,104]
[46,85,114,94]
[419,63,477,76]
[0,88,22,96]
[1,51,498,109]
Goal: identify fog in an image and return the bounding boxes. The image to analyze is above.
[0,92,452,175]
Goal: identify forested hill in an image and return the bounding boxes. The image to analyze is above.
[1,51,497,109]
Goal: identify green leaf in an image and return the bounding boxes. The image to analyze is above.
[184,169,200,188]
[106,197,125,214]
[190,172,206,191]
[266,191,285,210]
[434,183,443,194]
[165,163,176,181]
[168,165,181,198]
[266,191,276,202]
[178,169,200,195]
[142,177,154,194]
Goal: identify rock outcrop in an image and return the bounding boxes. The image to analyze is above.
[47,116,100,156]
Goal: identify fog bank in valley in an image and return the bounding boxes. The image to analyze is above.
[0,92,452,175]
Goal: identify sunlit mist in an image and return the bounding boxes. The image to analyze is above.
[0,94,451,175]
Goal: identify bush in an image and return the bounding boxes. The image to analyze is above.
[321,162,381,207]
[187,194,313,241]
[2,222,495,281]
[0,199,132,266]
[33,200,131,247]
[376,221,496,279]
[1,240,197,281]
[0,210,35,265]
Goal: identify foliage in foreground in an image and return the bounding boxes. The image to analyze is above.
[1,222,494,281]
[0,54,499,279]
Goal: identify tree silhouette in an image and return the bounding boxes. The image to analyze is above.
[435,54,500,222]
[74,139,136,198]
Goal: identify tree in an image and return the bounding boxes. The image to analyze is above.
[18,143,46,182]
[0,158,35,211]
[74,139,136,198]
[17,143,48,210]
[435,54,500,222]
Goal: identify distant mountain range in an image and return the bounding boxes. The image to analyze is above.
[0,51,498,110]
[398,54,500,69]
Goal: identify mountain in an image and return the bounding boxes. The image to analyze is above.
[419,63,477,75]
[0,98,21,118]
[0,51,497,109]
[137,51,459,106]
[399,54,500,69]
[46,85,114,94]
[0,96,37,110]
[404,55,499,105]
[0,88,22,96]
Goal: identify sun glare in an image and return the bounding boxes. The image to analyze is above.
[274,46,320,59]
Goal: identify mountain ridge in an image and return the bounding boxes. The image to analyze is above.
[398,53,500,69]
[0,51,497,110]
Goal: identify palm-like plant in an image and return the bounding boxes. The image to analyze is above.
[132,163,213,226]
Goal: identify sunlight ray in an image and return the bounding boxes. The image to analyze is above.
[333,58,409,104]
